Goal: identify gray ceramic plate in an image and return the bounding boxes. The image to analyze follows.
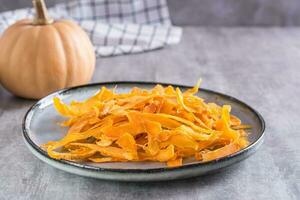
[23,82,265,181]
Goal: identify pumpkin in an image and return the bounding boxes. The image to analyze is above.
[0,0,95,99]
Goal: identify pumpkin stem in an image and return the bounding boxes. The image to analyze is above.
[32,0,53,25]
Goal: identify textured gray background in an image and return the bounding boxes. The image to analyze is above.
[0,27,300,200]
[0,0,300,200]
[1,0,300,26]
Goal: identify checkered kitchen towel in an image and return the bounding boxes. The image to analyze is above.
[0,0,182,57]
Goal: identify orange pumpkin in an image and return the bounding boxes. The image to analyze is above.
[0,0,95,99]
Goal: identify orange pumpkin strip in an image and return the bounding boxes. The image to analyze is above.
[43,80,249,167]
[167,158,183,167]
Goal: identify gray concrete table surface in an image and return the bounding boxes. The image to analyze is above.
[0,27,299,200]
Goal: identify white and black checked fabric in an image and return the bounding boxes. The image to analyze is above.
[0,0,182,57]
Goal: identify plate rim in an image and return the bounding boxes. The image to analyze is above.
[22,81,266,174]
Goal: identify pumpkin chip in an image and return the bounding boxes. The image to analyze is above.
[43,80,250,167]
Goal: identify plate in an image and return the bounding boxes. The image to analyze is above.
[22,81,265,181]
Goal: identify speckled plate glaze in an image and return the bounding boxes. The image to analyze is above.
[22,82,265,182]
